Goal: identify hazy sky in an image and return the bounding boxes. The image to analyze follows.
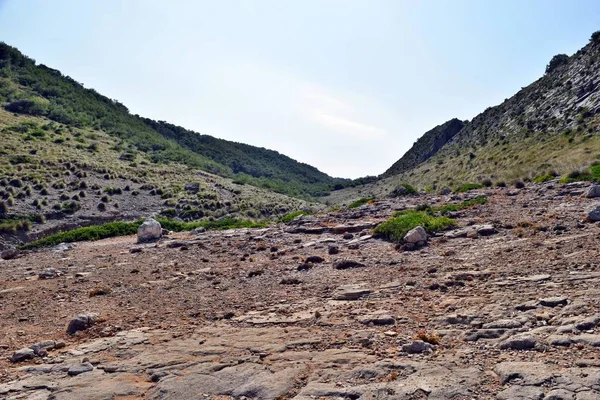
[1,1,599,178]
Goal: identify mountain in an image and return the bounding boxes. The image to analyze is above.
[381,118,465,178]
[0,42,348,199]
[324,30,600,203]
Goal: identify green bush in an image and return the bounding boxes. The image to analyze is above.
[20,221,141,250]
[389,183,417,197]
[435,196,488,215]
[533,174,554,183]
[560,168,593,184]
[591,31,600,44]
[455,183,484,193]
[278,210,308,223]
[374,211,455,242]
[545,54,569,74]
[348,197,374,208]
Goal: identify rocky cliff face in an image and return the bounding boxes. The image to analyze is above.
[449,37,600,148]
[381,118,465,178]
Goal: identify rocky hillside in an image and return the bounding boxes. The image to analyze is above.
[0,42,348,199]
[381,118,465,178]
[324,31,600,203]
[0,108,316,250]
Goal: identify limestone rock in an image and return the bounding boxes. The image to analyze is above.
[583,185,600,198]
[137,218,162,243]
[0,248,18,260]
[67,313,99,335]
[404,226,427,244]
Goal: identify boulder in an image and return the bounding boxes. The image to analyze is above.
[10,348,35,363]
[404,226,427,244]
[584,185,600,198]
[587,207,600,221]
[401,340,433,354]
[137,218,162,243]
[67,313,99,335]
[68,362,94,376]
[1,248,18,260]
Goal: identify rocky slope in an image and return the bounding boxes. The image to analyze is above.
[3,180,600,399]
[0,108,316,251]
[381,118,465,178]
[326,32,600,204]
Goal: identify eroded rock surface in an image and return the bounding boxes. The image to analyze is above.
[2,184,600,399]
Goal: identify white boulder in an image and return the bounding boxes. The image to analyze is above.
[137,218,162,243]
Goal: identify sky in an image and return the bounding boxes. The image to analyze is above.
[0,1,599,178]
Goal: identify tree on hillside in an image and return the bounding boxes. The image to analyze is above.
[545,54,569,74]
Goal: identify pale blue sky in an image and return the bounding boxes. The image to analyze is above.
[0,0,599,178]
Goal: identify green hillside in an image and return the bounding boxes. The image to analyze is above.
[0,42,347,198]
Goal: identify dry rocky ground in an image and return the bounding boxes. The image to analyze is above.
[2,181,600,399]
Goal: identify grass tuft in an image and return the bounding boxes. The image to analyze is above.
[348,197,374,209]
[278,210,308,223]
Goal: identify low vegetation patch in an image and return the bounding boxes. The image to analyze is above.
[20,221,141,250]
[155,217,266,232]
[348,197,374,209]
[20,217,267,250]
[389,183,417,197]
[373,210,455,242]
[434,196,488,215]
[455,183,484,193]
[278,210,308,223]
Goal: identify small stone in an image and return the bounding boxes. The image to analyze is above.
[38,268,62,280]
[539,297,568,307]
[499,334,537,350]
[305,256,324,263]
[68,362,94,376]
[332,284,372,300]
[333,259,366,270]
[10,348,35,363]
[53,242,73,252]
[401,340,433,354]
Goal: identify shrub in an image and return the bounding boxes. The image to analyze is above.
[61,201,81,213]
[455,183,484,193]
[481,179,493,187]
[389,183,417,197]
[545,54,569,74]
[533,174,554,183]
[348,197,374,208]
[435,196,488,215]
[20,221,141,250]
[591,30,600,44]
[513,180,525,188]
[0,201,7,215]
[5,98,49,116]
[373,211,455,242]
[97,202,107,211]
[560,168,592,183]
[279,210,308,223]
